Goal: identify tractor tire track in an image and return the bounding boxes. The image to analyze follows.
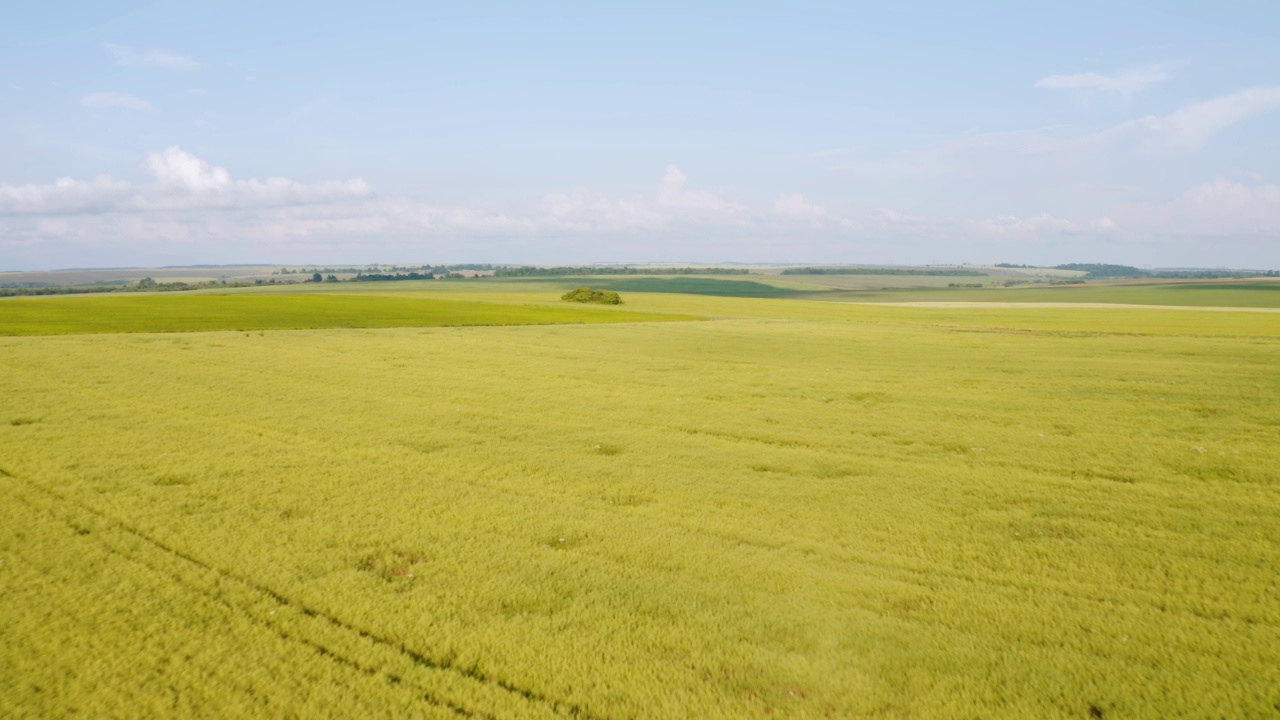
[5,471,602,720]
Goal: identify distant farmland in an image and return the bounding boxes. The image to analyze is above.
[2,279,1278,718]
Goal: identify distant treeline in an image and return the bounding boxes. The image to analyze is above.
[0,286,119,297]
[351,272,435,282]
[781,267,984,276]
[0,277,288,297]
[278,264,497,275]
[1051,263,1145,278]
[1052,263,1280,279]
[2,279,134,290]
[492,266,750,277]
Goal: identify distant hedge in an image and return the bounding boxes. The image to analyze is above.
[780,267,983,276]
[561,288,622,305]
[497,266,748,277]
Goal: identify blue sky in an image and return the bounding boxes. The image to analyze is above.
[2,1,1279,269]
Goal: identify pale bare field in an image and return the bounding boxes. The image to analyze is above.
[859,301,1280,313]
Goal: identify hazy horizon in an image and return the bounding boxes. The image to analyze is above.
[6,260,1279,276]
[3,2,1278,270]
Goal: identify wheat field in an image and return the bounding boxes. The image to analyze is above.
[2,285,1277,718]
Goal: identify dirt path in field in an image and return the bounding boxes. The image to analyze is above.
[851,301,1280,313]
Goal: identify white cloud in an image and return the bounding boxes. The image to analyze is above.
[831,86,1280,195]
[1035,65,1170,93]
[82,92,153,110]
[773,193,826,218]
[0,147,372,215]
[13,150,1272,268]
[968,86,1280,160]
[1118,181,1280,237]
[877,208,926,229]
[968,212,1082,241]
[3,155,885,266]
[1179,180,1280,222]
[1093,86,1280,149]
[103,43,202,71]
[951,181,1278,248]
[657,165,747,213]
[540,191,661,232]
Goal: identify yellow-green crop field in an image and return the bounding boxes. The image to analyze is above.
[2,283,1278,718]
[0,292,688,336]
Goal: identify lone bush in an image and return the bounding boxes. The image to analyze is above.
[561,287,622,305]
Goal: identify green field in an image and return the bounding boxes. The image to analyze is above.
[2,283,1278,718]
[0,292,692,336]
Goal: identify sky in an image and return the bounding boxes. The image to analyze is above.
[2,1,1279,270]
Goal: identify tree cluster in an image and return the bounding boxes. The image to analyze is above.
[561,287,622,304]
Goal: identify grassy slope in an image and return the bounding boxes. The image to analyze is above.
[0,292,692,336]
[2,291,1278,718]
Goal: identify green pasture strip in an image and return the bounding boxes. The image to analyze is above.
[2,317,1277,718]
[0,292,694,336]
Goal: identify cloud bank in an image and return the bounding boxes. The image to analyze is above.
[773,193,826,218]
[0,151,871,265]
[1098,86,1280,149]
[0,147,373,215]
[3,129,1278,268]
[657,165,747,213]
[833,86,1280,192]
